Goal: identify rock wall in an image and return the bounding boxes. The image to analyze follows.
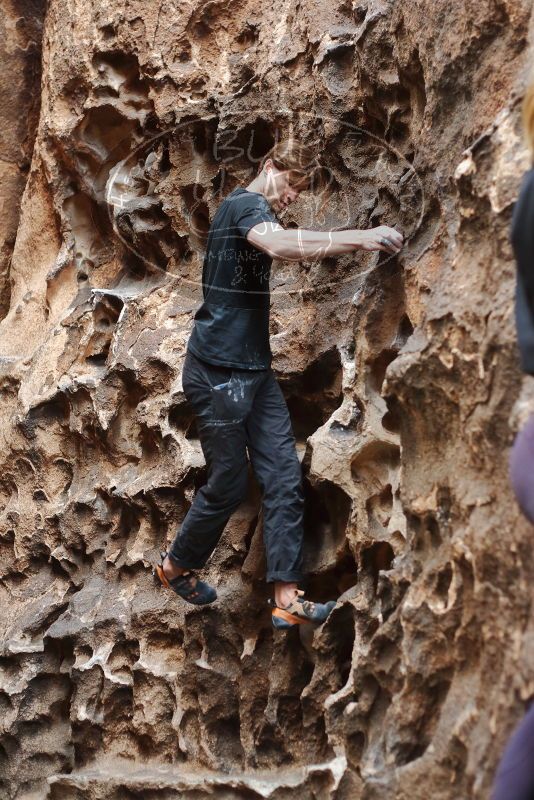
[1,1,534,798]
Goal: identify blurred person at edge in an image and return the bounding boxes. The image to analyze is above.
[492,81,534,800]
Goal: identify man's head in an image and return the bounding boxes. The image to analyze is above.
[256,138,331,214]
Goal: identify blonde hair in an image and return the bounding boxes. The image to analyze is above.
[259,138,333,209]
[523,81,534,157]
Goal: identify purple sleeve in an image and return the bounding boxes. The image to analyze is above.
[492,703,534,800]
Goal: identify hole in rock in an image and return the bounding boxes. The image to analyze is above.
[427,515,442,549]
[351,441,400,490]
[159,142,172,173]
[105,683,134,727]
[407,512,422,547]
[185,416,199,440]
[389,120,410,143]
[27,395,70,426]
[93,293,123,325]
[361,104,387,138]
[305,546,358,602]
[189,121,210,155]
[436,485,452,521]
[366,483,393,530]
[230,117,277,168]
[347,731,366,767]
[382,395,402,433]
[362,541,395,592]
[353,673,392,727]
[324,603,356,691]
[137,424,161,459]
[302,479,352,575]
[282,347,343,441]
[85,352,108,366]
[285,396,325,441]
[396,313,414,346]
[206,714,245,765]
[300,347,342,393]
[277,695,303,731]
[108,639,140,682]
[181,184,210,249]
[435,563,453,602]
[367,348,398,393]
[92,51,149,104]
[377,573,409,623]
[100,24,115,39]
[393,678,451,767]
[398,48,427,120]
[146,628,184,651]
[110,499,141,544]
[168,399,195,436]
[77,104,138,169]
[179,709,201,757]
[138,358,174,394]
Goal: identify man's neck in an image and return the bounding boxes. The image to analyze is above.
[245,174,267,196]
[244,175,278,213]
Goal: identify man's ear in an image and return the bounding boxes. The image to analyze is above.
[263,157,273,173]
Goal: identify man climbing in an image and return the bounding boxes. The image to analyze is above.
[156,138,404,629]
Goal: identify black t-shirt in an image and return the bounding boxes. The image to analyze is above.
[511,167,534,375]
[187,187,279,370]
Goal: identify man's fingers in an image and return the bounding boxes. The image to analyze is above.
[383,228,404,248]
[378,236,399,254]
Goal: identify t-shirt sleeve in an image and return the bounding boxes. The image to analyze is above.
[234,194,278,239]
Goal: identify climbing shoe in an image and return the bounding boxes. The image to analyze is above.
[154,551,217,605]
[270,590,336,629]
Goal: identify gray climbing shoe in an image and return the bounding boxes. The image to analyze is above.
[155,551,217,605]
[270,590,336,629]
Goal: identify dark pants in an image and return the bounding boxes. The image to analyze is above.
[169,349,305,583]
[509,413,534,524]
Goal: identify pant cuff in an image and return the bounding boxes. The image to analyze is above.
[167,550,207,570]
[266,570,305,583]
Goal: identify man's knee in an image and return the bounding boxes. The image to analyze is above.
[258,451,303,496]
[205,462,249,508]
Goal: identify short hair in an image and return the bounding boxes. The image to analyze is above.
[523,81,534,158]
[259,138,333,208]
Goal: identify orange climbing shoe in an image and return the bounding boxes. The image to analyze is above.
[269,590,336,629]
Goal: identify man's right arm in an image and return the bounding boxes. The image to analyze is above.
[246,221,404,260]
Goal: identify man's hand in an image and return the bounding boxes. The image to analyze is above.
[357,225,404,255]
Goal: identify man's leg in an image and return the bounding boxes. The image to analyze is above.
[244,370,305,607]
[166,419,249,572]
[164,352,252,579]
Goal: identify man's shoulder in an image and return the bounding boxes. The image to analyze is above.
[208,188,279,241]
[212,188,255,220]
[224,188,276,214]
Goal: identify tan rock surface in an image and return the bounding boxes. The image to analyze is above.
[1,1,534,798]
